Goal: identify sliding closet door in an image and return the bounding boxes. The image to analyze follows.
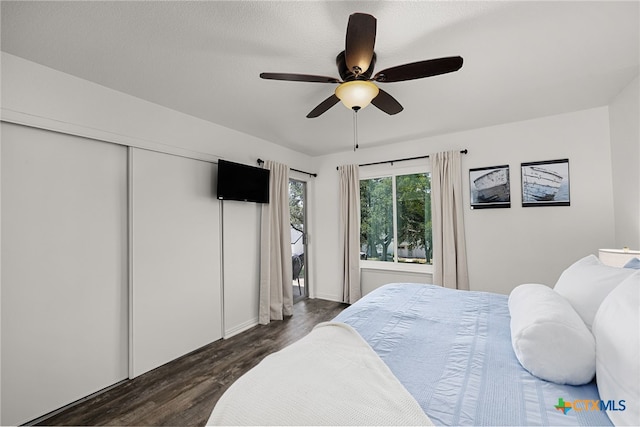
[1,123,128,426]
[130,148,222,377]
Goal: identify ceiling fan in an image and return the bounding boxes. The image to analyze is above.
[260,13,463,118]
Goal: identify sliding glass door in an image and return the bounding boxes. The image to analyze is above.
[290,179,308,302]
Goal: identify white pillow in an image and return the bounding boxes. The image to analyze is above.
[508,283,595,385]
[592,272,639,427]
[554,255,636,330]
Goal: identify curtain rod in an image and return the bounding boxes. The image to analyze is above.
[257,159,318,177]
[336,149,468,170]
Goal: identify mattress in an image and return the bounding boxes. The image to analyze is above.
[333,283,612,426]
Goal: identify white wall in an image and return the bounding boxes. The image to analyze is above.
[0,52,314,338]
[313,107,617,299]
[129,148,222,377]
[221,201,261,337]
[1,123,129,425]
[0,53,314,171]
[609,75,640,249]
[0,53,316,422]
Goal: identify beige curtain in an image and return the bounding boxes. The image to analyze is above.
[259,160,293,324]
[339,164,361,303]
[431,151,469,290]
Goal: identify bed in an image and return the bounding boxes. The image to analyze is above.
[334,283,608,426]
[208,255,639,426]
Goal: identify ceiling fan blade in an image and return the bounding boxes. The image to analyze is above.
[260,72,340,84]
[306,94,340,118]
[345,13,376,75]
[373,56,463,83]
[371,89,403,115]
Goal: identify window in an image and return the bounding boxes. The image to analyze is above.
[360,171,432,267]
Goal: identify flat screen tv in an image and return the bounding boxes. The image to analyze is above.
[216,159,270,203]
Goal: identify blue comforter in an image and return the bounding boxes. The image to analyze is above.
[334,283,612,426]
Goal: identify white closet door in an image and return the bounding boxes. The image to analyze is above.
[131,148,222,377]
[1,123,128,426]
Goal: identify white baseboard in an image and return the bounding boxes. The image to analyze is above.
[224,318,259,339]
[313,293,343,303]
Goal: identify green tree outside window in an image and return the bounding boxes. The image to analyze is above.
[360,173,431,264]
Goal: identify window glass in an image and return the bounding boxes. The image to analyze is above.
[360,177,394,262]
[360,172,431,265]
[396,173,431,264]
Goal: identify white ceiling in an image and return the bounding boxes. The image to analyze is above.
[1,1,638,156]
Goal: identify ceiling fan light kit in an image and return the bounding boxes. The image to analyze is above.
[335,80,380,110]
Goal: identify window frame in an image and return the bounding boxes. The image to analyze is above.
[359,161,434,274]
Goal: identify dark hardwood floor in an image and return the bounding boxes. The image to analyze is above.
[37,298,347,426]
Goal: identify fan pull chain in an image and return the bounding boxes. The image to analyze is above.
[353,108,359,151]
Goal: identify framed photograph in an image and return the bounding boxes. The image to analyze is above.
[469,165,511,209]
[521,159,570,207]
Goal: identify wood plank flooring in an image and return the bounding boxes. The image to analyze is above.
[37,298,347,426]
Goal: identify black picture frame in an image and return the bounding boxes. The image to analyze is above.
[469,165,511,209]
[521,159,570,207]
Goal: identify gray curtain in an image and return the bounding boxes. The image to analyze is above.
[259,160,293,324]
[338,164,361,303]
[431,151,469,290]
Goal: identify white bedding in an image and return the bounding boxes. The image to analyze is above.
[207,321,433,426]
